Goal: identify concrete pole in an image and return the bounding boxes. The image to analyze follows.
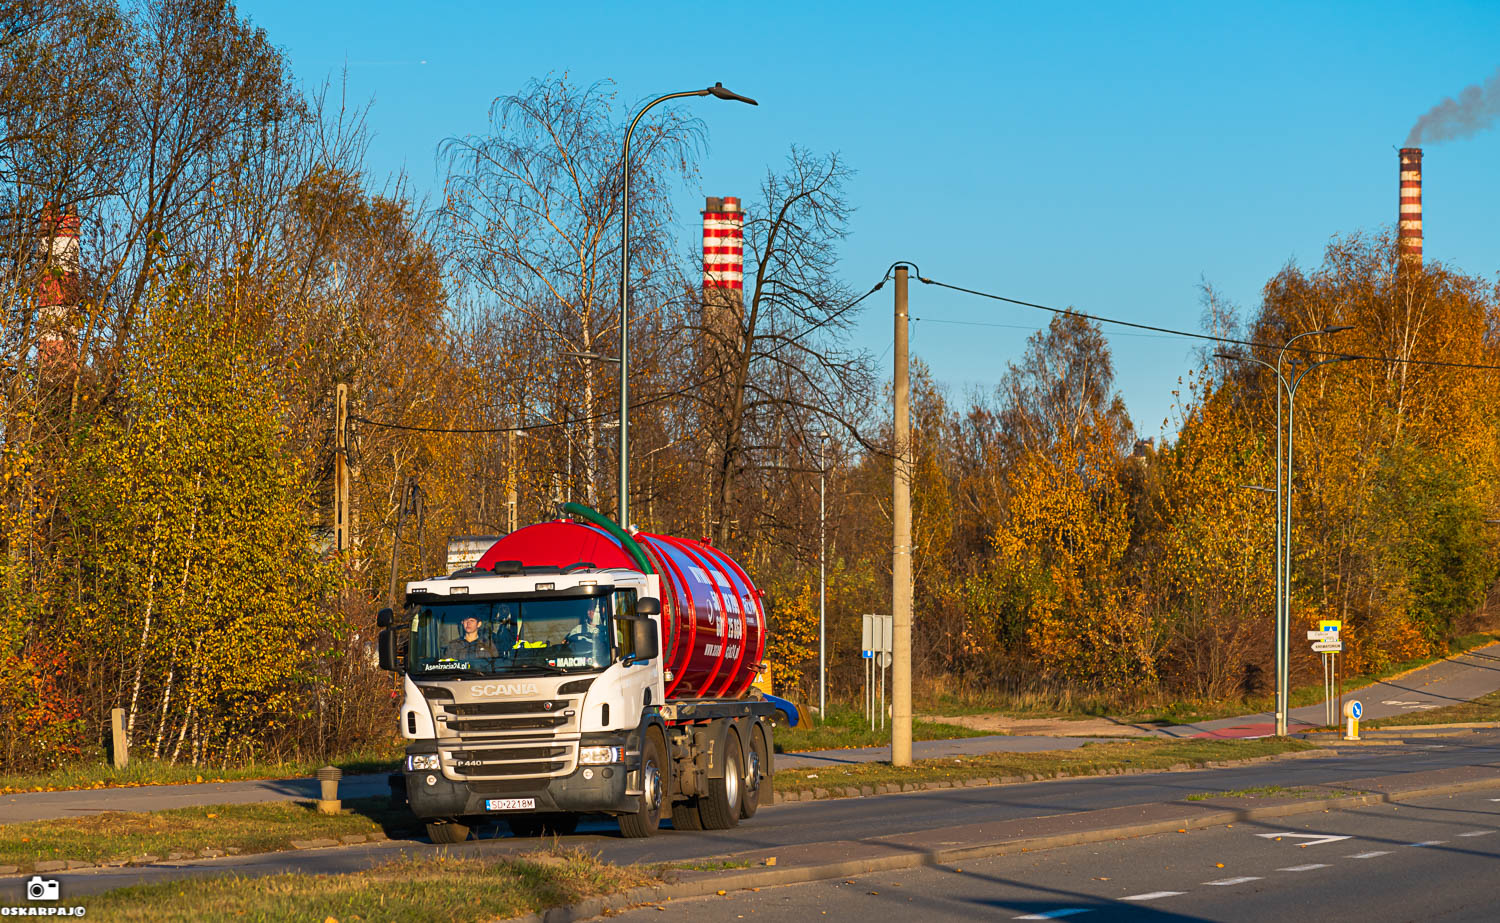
[892,266,913,765]
[818,440,827,719]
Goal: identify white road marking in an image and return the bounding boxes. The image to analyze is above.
[1254,832,1352,847]
[1203,876,1262,885]
[1120,892,1185,901]
[1013,911,1092,920]
[1409,840,1447,847]
[1457,831,1494,838]
[1347,851,1391,858]
[1276,863,1331,872]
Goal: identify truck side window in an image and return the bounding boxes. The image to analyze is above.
[614,589,637,658]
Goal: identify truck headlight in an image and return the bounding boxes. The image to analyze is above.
[578,746,623,765]
[407,753,440,771]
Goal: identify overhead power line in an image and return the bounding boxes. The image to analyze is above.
[915,274,1500,373]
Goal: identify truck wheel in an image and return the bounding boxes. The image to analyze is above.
[697,733,742,830]
[670,798,704,831]
[506,813,578,837]
[741,723,770,819]
[426,819,470,843]
[618,729,667,838]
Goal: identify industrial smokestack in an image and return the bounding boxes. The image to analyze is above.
[702,195,744,294]
[36,202,80,373]
[1398,148,1422,265]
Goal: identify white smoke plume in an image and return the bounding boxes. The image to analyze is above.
[1407,66,1500,146]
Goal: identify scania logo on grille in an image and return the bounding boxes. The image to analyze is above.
[469,682,540,697]
[542,701,554,711]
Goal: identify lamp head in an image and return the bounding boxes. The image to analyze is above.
[706,82,758,105]
[1323,325,1355,334]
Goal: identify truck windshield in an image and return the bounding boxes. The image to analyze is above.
[407,594,624,677]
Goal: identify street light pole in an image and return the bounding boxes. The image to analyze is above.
[616,83,756,529]
[818,430,830,719]
[1217,324,1352,736]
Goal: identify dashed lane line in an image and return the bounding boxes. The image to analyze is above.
[1120,892,1185,901]
[1409,840,1448,847]
[1012,910,1092,920]
[1347,851,1392,858]
[1276,864,1331,872]
[1203,876,1263,886]
[1456,830,1495,837]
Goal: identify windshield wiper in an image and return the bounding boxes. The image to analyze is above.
[506,663,571,675]
[418,667,487,678]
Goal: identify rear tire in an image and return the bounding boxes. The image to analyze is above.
[670,798,704,831]
[426,819,470,844]
[741,723,770,819]
[618,729,667,838]
[697,733,742,830]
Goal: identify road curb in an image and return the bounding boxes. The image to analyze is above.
[509,767,1500,922]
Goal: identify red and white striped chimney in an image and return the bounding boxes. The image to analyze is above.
[36,202,80,372]
[1398,147,1423,264]
[702,196,744,294]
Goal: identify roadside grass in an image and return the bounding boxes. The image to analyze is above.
[0,743,404,795]
[775,704,990,753]
[1135,632,1500,726]
[1365,686,1500,728]
[771,737,1317,797]
[658,857,756,872]
[83,848,658,923]
[1184,785,1337,801]
[0,797,418,872]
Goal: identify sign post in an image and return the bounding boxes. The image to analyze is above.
[1309,620,1342,727]
[862,615,892,730]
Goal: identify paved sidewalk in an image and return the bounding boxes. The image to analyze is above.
[0,773,394,825]
[1156,641,1500,739]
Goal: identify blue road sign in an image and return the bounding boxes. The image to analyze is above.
[1350,700,1363,719]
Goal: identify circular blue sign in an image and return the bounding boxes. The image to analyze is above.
[1351,701,1363,719]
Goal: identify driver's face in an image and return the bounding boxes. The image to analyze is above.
[462,617,480,632]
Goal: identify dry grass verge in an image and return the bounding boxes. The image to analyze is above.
[82,849,657,922]
[0,797,415,872]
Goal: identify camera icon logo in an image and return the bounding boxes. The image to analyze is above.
[25,875,60,901]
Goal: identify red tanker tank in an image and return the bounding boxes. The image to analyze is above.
[474,520,766,700]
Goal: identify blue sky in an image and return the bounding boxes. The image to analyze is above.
[241,0,1500,438]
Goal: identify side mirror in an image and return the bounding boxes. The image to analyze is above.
[635,597,661,617]
[378,628,398,672]
[631,616,659,664]
[376,608,394,628]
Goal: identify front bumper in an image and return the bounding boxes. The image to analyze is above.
[405,737,636,819]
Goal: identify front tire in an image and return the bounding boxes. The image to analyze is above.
[618,729,667,838]
[697,733,742,830]
[426,819,470,843]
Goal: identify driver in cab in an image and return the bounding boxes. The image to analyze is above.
[442,615,499,659]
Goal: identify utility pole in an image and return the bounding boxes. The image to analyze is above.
[334,383,351,557]
[891,265,913,765]
[818,430,830,719]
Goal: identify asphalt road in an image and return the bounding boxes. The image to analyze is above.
[4,641,1494,825]
[610,787,1500,922]
[13,729,1500,899]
